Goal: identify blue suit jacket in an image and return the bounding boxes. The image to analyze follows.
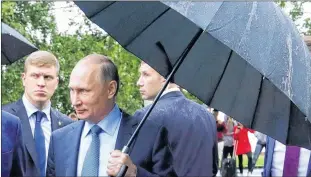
[134,91,218,176]
[2,99,73,176]
[263,137,311,177]
[46,111,176,177]
[1,111,25,177]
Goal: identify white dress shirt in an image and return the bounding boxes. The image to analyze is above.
[271,140,311,176]
[77,104,122,176]
[22,94,52,169]
[161,87,181,97]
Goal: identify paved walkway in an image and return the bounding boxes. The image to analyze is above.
[217,168,263,176]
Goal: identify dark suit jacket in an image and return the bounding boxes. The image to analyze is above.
[263,137,311,177]
[46,111,176,177]
[134,91,218,176]
[1,111,25,177]
[2,99,73,176]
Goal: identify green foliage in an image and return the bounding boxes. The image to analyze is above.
[288,2,304,22]
[303,18,311,35]
[276,1,310,35]
[1,1,143,115]
[1,1,56,105]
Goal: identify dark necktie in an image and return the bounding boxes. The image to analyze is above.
[81,125,102,176]
[283,146,300,177]
[34,111,46,176]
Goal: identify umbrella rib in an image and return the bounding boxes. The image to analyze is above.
[156,42,173,80]
[89,1,116,19]
[285,103,293,145]
[249,76,264,129]
[124,7,170,47]
[208,50,233,105]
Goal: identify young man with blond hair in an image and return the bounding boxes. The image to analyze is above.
[2,50,72,177]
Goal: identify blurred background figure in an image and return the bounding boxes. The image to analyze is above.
[222,117,235,161]
[68,112,78,121]
[213,109,227,164]
[251,131,266,172]
[233,122,254,175]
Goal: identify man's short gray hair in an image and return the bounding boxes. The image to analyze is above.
[82,54,120,96]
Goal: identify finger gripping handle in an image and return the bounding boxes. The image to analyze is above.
[111,146,130,177]
[116,165,128,177]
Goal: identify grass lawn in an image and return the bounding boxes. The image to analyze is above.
[221,154,265,168]
[239,154,264,168]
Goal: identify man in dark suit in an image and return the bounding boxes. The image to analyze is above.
[46,54,175,177]
[2,111,25,177]
[2,51,73,176]
[263,136,311,177]
[135,62,218,176]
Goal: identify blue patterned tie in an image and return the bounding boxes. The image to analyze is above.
[81,125,102,176]
[34,111,46,177]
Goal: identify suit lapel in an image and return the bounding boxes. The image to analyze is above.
[13,100,40,172]
[115,112,138,151]
[65,121,84,177]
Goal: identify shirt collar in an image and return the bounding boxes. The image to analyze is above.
[161,87,181,97]
[22,94,51,121]
[83,104,121,137]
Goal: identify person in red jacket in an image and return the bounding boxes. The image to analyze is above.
[233,122,254,175]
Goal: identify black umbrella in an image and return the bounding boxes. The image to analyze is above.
[1,22,37,65]
[75,1,311,171]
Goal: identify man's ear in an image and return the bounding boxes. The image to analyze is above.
[107,80,117,99]
[161,75,166,83]
[21,73,26,87]
[55,77,59,89]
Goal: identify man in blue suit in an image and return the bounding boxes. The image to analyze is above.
[2,51,73,176]
[46,54,176,177]
[135,62,218,176]
[263,136,311,177]
[2,111,25,177]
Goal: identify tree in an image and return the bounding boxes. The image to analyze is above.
[1,2,143,115]
[277,1,311,35]
[1,1,56,107]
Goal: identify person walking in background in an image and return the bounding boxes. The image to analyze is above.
[213,109,227,164]
[222,117,235,161]
[233,122,254,175]
[251,131,266,171]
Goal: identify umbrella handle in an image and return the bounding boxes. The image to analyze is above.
[111,146,130,177]
[112,29,204,177]
[115,165,128,177]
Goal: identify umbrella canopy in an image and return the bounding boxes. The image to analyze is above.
[1,22,37,65]
[75,1,311,150]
